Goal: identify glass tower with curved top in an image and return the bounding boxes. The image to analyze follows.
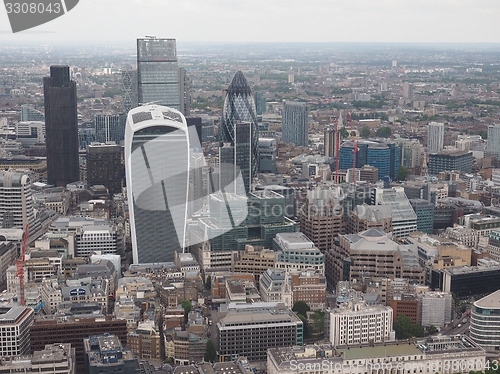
[125,105,190,264]
[221,71,258,193]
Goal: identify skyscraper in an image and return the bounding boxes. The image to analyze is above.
[43,65,79,186]
[221,71,258,193]
[125,105,190,264]
[282,101,308,147]
[427,122,444,154]
[121,70,138,114]
[94,114,126,144]
[486,124,500,159]
[86,142,122,194]
[136,37,186,114]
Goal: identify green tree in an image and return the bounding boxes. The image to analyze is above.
[204,339,217,362]
[394,315,425,340]
[397,166,410,181]
[376,126,392,138]
[339,127,349,139]
[181,300,193,320]
[428,325,438,335]
[205,275,212,290]
[360,127,371,138]
[292,301,310,317]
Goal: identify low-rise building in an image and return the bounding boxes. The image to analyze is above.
[84,334,140,374]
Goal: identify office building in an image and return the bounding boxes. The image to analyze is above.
[347,204,392,234]
[428,150,473,175]
[43,65,79,186]
[417,291,452,328]
[0,343,75,374]
[0,172,41,236]
[0,242,16,288]
[282,101,308,147]
[136,37,186,113]
[221,71,259,192]
[389,294,419,323]
[431,265,500,296]
[371,187,417,239]
[409,199,435,235]
[339,139,400,180]
[427,122,444,154]
[20,104,44,122]
[268,337,485,374]
[0,307,34,357]
[186,117,203,145]
[258,137,277,174]
[74,225,118,257]
[470,289,500,351]
[326,228,424,287]
[94,114,126,144]
[329,301,395,346]
[217,303,303,362]
[323,125,339,159]
[84,334,140,374]
[232,245,275,281]
[125,105,189,264]
[15,121,45,146]
[298,188,344,252]
[30,316,127,372]
[86,142,122,193]
[121,69,138,113]
[486,124,500,159]
[274,232,325,275]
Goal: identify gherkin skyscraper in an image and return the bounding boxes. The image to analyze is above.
[221,71,258,193]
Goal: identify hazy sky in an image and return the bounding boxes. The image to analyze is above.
[1,0,500,45]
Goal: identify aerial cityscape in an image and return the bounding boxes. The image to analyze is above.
[1,2,500,373]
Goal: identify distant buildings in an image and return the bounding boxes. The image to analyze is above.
[427,122,444,154]
[486,123,500,159]
[43,65,79,187]
[339,139,400,180]
[0,307,33,357]
[282,101,308,147]
[121,70,138,113]
[125,105,189,264]
[428,150,473,175]
[216,303,303,361]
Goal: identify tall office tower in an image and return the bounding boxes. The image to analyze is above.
[43,65,79,186]
[487,124,500,159]
[427,122,444,154]
[0,172,41,236]
[323,125,338,158]
[258,137,277,173]
[94,114,127,144]
[282,101,308,147]
[121,70,138,114]
[186,117,202,145]
[136,37,186,114]
[221,71,258,193]
[86,142,122,194]
[125,105,189,264]
[402,82,414,99]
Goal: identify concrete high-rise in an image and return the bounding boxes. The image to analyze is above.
[282,101,308,147]
[136,37,186,114]
[486,124,500,159]
[43,65,79,186]
[427,122,444,154]
[221,71,258,193]
[125,105,189,264]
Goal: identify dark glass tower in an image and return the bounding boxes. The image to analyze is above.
[221,71,258,193]
[43,65,79,186]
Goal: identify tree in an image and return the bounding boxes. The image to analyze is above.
[394,315,425,340]
[204,339,217,362]
[205,275,212,290]
[360,127,371,138]
[292,301,310,317]
[339,127,349,139]
[428,325,438,335]
[397,166,410,181]
[376,126,392,138]
[181,300,193,320]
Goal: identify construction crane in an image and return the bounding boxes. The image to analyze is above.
[15,224,29,306]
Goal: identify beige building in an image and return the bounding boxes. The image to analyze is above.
[232,245,275,281]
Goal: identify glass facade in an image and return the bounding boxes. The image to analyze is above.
[125,106,189,264]
[221,71,258,193]
[282,101,308,147]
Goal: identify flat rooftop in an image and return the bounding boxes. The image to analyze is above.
[475,289,500,310]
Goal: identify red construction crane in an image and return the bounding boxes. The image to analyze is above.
[15,224,29,306]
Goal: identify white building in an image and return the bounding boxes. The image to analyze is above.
[74,225,117,257]
[329,301,395,347]
[0,307,34,357]
[418,291,452,327]
[15,121,45,146]
[486,124,500,159]
[427,122,444,154]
